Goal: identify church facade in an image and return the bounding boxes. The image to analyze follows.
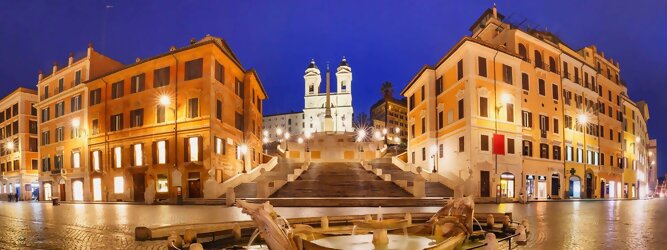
[263,58,354,140]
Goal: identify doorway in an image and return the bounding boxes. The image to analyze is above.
[59,184,67,201]
[133,173,146,202]
[525,175,535,199]
[569,176,581,198]
[600,180,606,198]
[72,180,84,201]
[43,183,52,201]
[187,172,202,198]
[500,173,515,198]
[537,176,547,199]
[551,174,560,197]
[93,178,102,201]
[480,171,490,197]
[585,173,593,198]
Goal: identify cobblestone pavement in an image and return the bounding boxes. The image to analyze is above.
[0,199,665,249]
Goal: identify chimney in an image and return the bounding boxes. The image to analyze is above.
[52,61,58,74]
[190,38,196,45]
[87,42,94,57]
[68,52,74,66]
[492,3,498,18]
[38,70,43,82]
[169,46,176,52]
[135,57,141,63]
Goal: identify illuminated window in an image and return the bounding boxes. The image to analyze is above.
[156,174,168,193]
[157,141,167,164]
[500,173,515,197]
[114,147,122,168]
[114,176,124,194]
[189,137,199,162]
[92,151,100,171]
[134,144,143,166]
[93,178,102,201]
[215,137,223,155]
[72,151,80,169]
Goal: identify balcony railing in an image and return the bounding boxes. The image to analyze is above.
[50,168,62,175]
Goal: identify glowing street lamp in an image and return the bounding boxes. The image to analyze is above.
[158,94,178,168]
[262,137,269,154]
[6,141,14,150]
[276,128,283,137]
[297,137,304,144]
[239,144,248,173]
[304,131,312,152]
[284,132,290,151]
[577,113,590,170]
[356,129,367,152]
[430,145,438,173]
[159,95,171,106]
[263,130,269,137]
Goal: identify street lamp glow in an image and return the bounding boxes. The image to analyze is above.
[276,128,283,136]
[374,130,382,140]
[6,142,14,150]
[297,137,304,144]
[357,129,367,141]
[430,145,438,155]
[239,144,248,154]
[382,128,388,135]
[394,137,401,144]
[263,130,269,137]
[394,127,400,134]
[284,132,290,140]
[304,131,312,139]
[71,118,80,128]
[501,93,512,104]
[577,114,588,125]
[262,137,269,144]
[159,95,171,106]
[635,136,641,143]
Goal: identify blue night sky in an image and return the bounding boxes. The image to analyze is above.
[0,1,665,175]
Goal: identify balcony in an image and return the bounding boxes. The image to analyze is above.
[50,168,63,175]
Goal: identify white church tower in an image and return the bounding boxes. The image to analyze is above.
[303,57,354,133]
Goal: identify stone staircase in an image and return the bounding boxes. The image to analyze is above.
[224,157,301,199]
[270,162,412,197]
[370,158,454,197]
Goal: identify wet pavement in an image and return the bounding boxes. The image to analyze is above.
[0,199,664,249]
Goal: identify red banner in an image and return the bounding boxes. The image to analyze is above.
[493,133,505,155]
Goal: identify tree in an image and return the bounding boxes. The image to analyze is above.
[353,112,371,129]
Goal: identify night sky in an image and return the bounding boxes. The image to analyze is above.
[0,1,665,175]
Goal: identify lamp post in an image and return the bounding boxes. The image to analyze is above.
[262,137,269,155]
[374,130,382,151]
[284,132,290,151]
[159,95,178,168]
[430,145,438,173]
[357,129,367,152]
[304,131,312,152]
[577,113,589,198]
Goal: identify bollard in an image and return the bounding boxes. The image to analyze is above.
[486,214,495,229]
[482,232,498,250]
[515,225,527,245]
[135,227,152,241]
[189,243,204,250]
[522,219,530,234]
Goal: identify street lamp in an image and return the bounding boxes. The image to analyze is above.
[6,141,14,151]
[262,137,269,154]
[357,129,367,152]
[430,145,438,173]
[297,137,304,144]
[577,113,589,181]
[239,144,248,173]
[304,131,312,152]
[159,94,178,168]
[284,132,290,151]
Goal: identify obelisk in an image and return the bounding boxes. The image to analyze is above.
[323,63,334,132]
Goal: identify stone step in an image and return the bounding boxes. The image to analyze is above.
[244,197,448,207]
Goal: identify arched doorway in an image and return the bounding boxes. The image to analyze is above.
[72,180,84,201]
[43,183,52,201]
[569,176,581,198]
[585,173,593,198]
[500,173,515,198]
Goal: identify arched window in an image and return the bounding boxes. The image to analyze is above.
[549,57,557,73]
[534,51,543,69]
[518,44,527,61]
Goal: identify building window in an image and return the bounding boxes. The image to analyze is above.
[235,79,245,99]
[92,150,101,171]
[421,117,425,134]
[553,118,559,133]
[409,95,415,111]
[479,97,488,117]
[507,138,515,154]
[92,119,99,135]
[29,138,38,152]
[42,157,51,172]
[55,101,64,117]
[540,143,549,159]
[90,88,101,106]
[114,146,122,168]
[131,73,145,93]
[110,113,123,131]
[522,140,532,156]
[153,67,170,87]
[111,80,124,99]
[156,140,167,164]
[457,59,463,80]
[458,99,464,119]
[522,111,532,128]
[521,73,529,91]
[41,131,50,145]
[566,146,573,161]
[216,100,222,120]
[156,105,166,123]
[184,58,203,80]
[215,137,225,155]
[481,135,489,151]
[130,109,144,128]
[506,103,514,122]
[41,108,50,122]
[215,60,225,83]
[134,144,143,166]
[538,79,546,96]
[114,176,124,194]
[502,64,513,84]
[235,112,244,131]
[156,174,168,193]
[438,111,444,129]
[552,84,559,100]
[436,77,444,95]
[439,144,443,158]
[187,98,199,118]
[539,115,549,138]
[458,136,465,152]
[478,57,487,77]
[70,95,82,112]
[74,70,82,85]
[187,137,200,162]
[577,148,583,163]
[421,147,426,161]
[31,159,38,170]
[55,127,64,142]
[420,85,425,102]
[58,78,64,93]
[72,151,80,169]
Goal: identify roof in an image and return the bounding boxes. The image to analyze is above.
[0,87,37,104]
[370,97,407,111]
[400,37,522,96]
[468,8,505,32]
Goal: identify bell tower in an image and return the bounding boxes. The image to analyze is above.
[336,56,352,94]
[304,59,321,96]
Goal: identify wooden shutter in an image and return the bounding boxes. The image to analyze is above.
[184,138,190,162]
[198,136,203,162]
[152,141,157,165]
[130,145,135,167]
